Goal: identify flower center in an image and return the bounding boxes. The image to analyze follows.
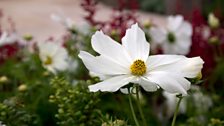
[167,32,176,44]
[130,59,146,76]
[44,56,53,65]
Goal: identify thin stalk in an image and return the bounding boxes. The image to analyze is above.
[171,95,183,126]
[128,88,140,126]
[136,86,147,126]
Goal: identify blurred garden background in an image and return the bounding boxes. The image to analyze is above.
[0,0,224,126]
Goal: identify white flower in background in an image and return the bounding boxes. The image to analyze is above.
[38,42,69,74]
[191,86,213,113]
[0,121,6,126]
[51,13,74,29]
[0,32,18,46]
[79,23,204,95]
[162,91,186,118]
[150,15,193,55]
[51,13,91,35]
[192,92,213,113]
[208,13,220,29]
[161,86,212,119]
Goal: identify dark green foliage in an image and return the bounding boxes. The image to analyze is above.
[138,0,165,14]
[0,97,39,126]
[49,76,102,126]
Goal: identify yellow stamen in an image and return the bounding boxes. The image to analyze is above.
[44,56,53,65]
[130,59,146,76]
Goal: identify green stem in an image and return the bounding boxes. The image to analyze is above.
[136,86,147,126]
[171,95,183,126]
[128,88,140,126]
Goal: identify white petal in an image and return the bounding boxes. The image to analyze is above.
[175,36,192,55]
[177,21,193,36]
[0,32,17,46]
[38,42,59,57]
[167,15,184,32]
[89,72,111,80]
[53,49,67,58]
[120,87,136,94]
[161,42,177,54]
[0,32,8,46]
[120,88,129,94]
[177,57,204,78]
[44,65,57,74]
[147,55,204,79]
[88,75,134,92]
[139,77,159,92]
[150,27,167,44]
[122,23,150,61]
[146,55,185,72]
[53,56,69,71]
[91,31,132,67]
[78,51,129,75]
[147,71,190,95]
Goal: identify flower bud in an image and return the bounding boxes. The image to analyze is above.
[58,108,64,114]
[113,120,126,125]
[143,20,152,29]
[23,33,33,41]
[18,84,27,92]
[0,76,8,83]
[43,71,50,76]
[196,72,202,80]
[208,13,220,29]
[208,36,219,45]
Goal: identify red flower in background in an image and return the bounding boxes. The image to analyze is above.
[81,0,138,41]
[0,43,19,63]
[0,9,21,64]
[188,10,215,75]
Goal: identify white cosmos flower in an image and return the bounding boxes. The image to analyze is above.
[150,15,193,55]
[79,23,203,95]
[38,42,69,74]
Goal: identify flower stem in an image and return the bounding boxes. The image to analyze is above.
[136,86,147,126]
[171,95,183,126]
[128,88,140,126]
